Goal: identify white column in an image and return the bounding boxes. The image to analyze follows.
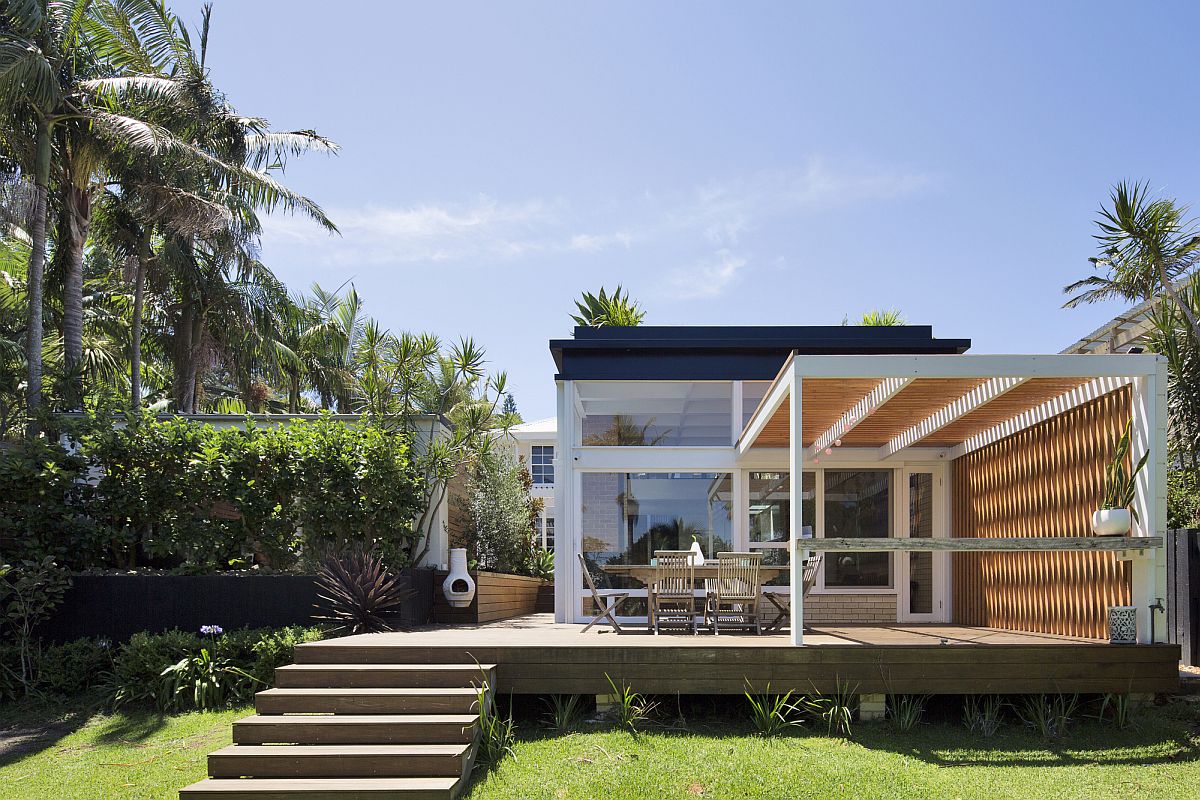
[789,366,804,645]
[1130,362,1166,643]
[554,380,574,623]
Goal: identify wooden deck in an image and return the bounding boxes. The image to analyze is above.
[297,614,1181,695]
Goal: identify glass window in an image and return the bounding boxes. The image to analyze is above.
[577,381,733,446]
[544,516,555,551]
[579,472,732,588]
[823,470,892,588]
[748,471,815,586]
[908,473,933,614]
[530,445,554,485]
[741,381,772,429]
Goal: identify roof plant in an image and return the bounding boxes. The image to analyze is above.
[570,285,646,327]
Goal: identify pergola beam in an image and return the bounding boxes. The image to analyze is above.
[736,353,795,455]
[810,377,911,458]
[879,377,1028,458]
[797,535,1162,552]
[790,353,1161,379]
[949,377,1132,459]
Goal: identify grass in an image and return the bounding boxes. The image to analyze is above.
[465,700,1200,800]
[0,696,1197,799]
[0,695,245,799]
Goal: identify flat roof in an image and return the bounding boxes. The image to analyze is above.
[551,325,971,381]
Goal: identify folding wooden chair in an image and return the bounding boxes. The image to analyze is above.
[578,553,634,633]
[706,552,763,635]
[649,550,697,634]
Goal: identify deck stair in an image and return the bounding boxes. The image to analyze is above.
[180,662,493,799]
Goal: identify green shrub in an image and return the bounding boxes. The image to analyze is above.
[36,638,114,696]
[1168,469,1200,529]
[106,625,325,711]
[109,629,203,708]
[458,451,541,575]
[0,438,100,566]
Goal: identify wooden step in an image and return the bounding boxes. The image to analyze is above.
[274,664,494,689]
[255,688,479,715]
[233,715,478,745]
[208,744,469,778]
[179,777,461,799]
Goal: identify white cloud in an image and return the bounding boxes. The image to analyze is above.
[261,195,559,266]
[567,231,633,252]
[665,249,749,300]
[258,157,933,297]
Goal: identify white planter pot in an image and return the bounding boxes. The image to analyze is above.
[1092,508,1132,536]
[442,548,476,608]
[1108,605,1138,644]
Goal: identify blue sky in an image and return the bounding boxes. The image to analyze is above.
[181,1,1200,421]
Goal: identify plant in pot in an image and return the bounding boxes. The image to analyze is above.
[1093,420,1150,536]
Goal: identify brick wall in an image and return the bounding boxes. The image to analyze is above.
[799,593,897,624]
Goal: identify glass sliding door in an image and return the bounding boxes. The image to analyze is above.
[899,468,943,621]
[747,471,815,586]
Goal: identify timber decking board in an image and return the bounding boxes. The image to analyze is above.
[291,616,1179,695]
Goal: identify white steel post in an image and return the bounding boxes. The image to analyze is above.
[1130,362,1166,643]
[789,366,804,645]
[554,380,573,623]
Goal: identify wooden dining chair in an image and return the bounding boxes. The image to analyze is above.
[706,552,763,635]
[577,553,634,634]
[649,550,697,634]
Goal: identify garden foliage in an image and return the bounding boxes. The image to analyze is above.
[0,624,325,709]
[0,413,424,571]
[458,450,543,576]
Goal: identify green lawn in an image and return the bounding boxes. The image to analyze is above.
[1,699,1197,799]
[465,703,1200,800]
[0,698,244,799]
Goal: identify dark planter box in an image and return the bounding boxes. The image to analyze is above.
[39,568,435,643]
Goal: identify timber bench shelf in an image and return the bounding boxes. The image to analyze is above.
[795,535,1163,552]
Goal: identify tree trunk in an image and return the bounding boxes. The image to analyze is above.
[24,120,52,435]
[61,180,90,409]
[130,249,145,408]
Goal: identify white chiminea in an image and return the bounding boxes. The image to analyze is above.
[442,548,476,608]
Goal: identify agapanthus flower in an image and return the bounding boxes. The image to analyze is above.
[200,624,224,636]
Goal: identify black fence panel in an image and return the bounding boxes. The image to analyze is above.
[1167,529,1200,667]
[38,569,435,643]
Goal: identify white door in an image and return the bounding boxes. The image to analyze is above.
[898,469,946,622]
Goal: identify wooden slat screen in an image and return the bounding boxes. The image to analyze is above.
[951,388,1132,638]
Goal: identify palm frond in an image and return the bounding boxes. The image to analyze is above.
[0,40,60,112]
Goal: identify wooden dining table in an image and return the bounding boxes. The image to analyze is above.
[599,563,792,632]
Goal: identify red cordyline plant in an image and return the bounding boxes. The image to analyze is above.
[314,543,416,634]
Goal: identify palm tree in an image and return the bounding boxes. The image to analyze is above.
[86,1,338,411]
[570,286,645,327]
[1064,181,1200,348]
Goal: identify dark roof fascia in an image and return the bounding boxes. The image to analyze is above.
[551,325,971,380]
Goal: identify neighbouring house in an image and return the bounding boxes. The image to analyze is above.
[550,325,1170,645]
[508,417,557,551]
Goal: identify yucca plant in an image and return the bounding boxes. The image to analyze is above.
[1102,419,1150,518]
[473,669,516,767]
[541,693,585,733]
[744,682,803,737]
[1097,692,1137,730]
[604,674,658,733]
[314,543,415,634]
[570,286,645,328]
[1015,693,1079,738]
[887,694,930,732]
[963,694,1006,737]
